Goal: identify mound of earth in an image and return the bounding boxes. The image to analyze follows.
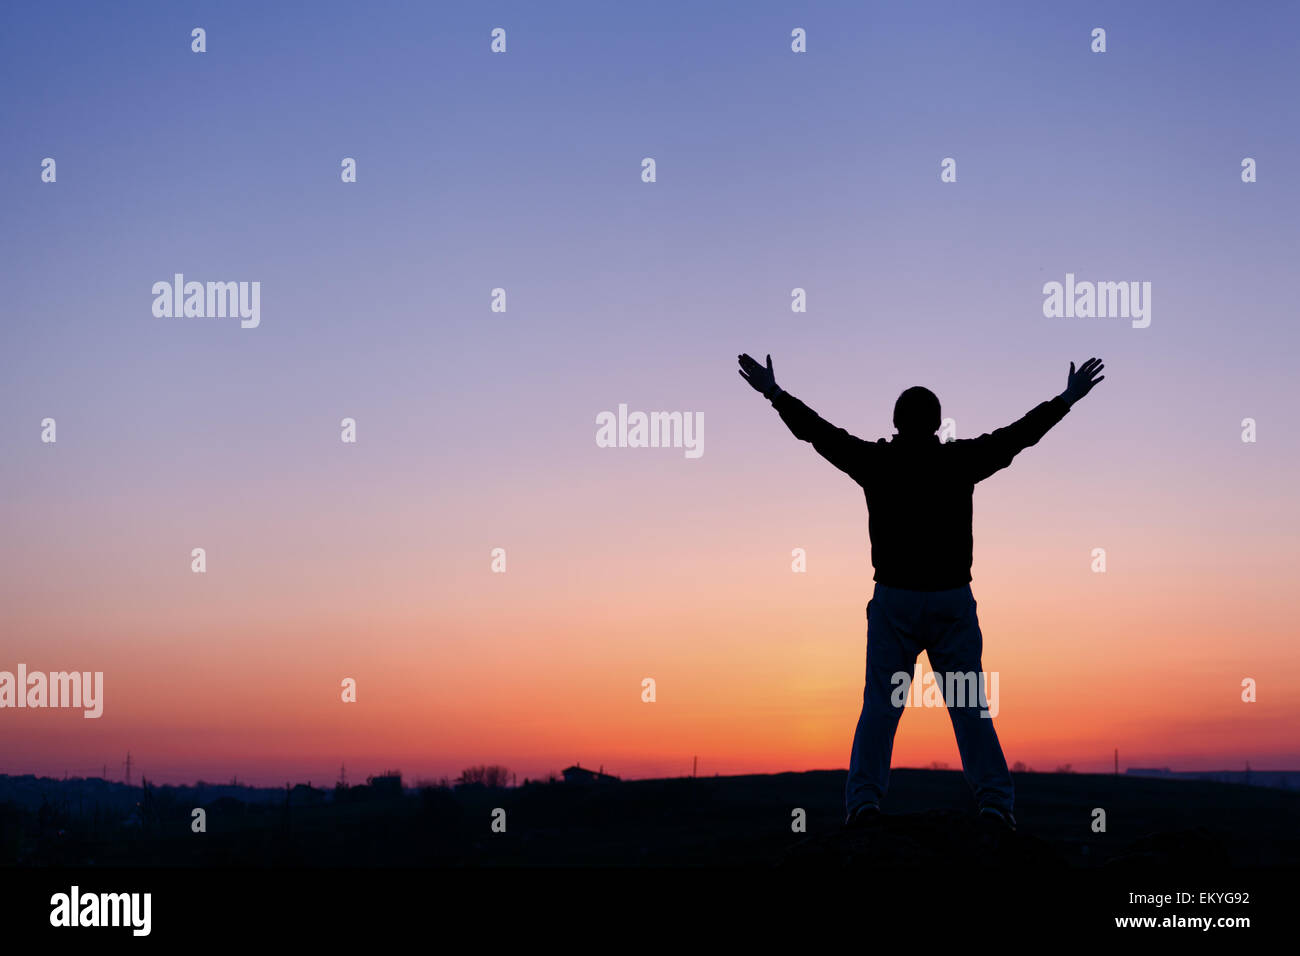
[779,808,1067,868]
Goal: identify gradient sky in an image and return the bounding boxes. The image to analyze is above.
[2,1,1298,786]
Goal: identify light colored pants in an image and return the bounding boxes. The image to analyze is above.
[845,582,1014,815]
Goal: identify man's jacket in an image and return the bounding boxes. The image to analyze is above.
[772,390,1069,591]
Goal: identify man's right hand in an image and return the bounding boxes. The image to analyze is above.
[1059,357,1105,407]
[738,353,780,398]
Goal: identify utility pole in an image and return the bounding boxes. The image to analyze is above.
[124,751,132,787]
[693,755,698,778]
[1114,748,1118,775]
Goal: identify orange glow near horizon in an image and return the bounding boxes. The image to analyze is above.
[5,469,1297,786]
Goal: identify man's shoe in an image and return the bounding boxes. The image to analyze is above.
[844,803,882,829]
[979,806,1017,832]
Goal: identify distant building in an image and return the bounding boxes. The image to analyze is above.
[562,763,620,784]
[366,771,404,798]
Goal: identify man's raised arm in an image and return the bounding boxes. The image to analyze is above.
[966,357,1105,482]
[737,352,872,477]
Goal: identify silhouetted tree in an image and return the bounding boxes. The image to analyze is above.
[456,765,511,789]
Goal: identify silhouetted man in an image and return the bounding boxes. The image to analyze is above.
[737,353,1105,830]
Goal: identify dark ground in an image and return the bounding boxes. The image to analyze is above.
[5,768,1297,867]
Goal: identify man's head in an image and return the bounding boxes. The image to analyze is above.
[893,386,941,437]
